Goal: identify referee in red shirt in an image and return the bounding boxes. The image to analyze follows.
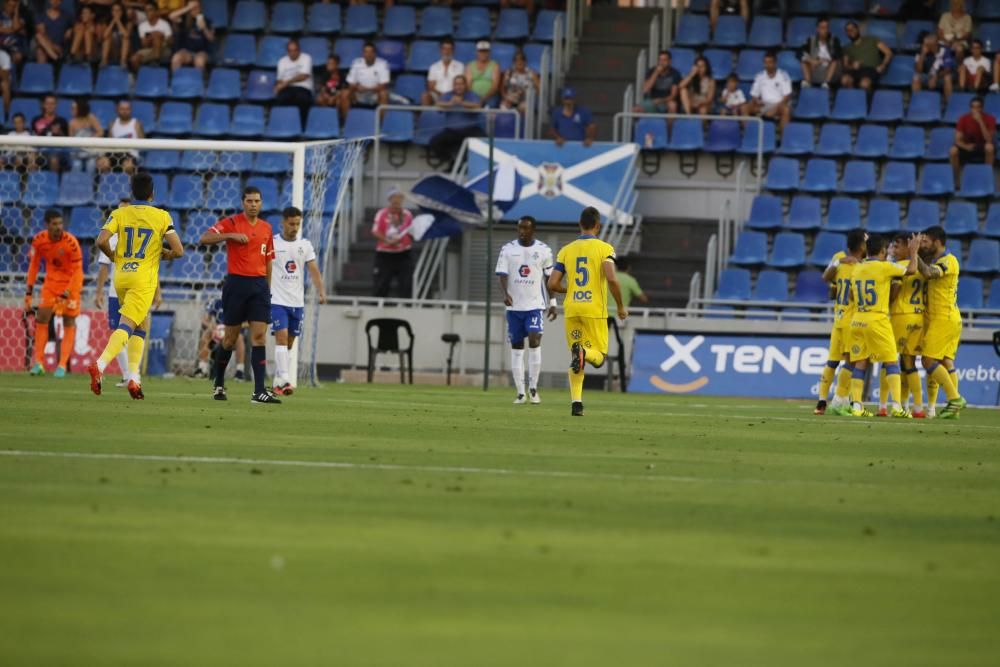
[199,186,281,404]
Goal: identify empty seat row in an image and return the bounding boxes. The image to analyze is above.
[634,118,777,155]
[793,89,985,125]
[777,122,968,162]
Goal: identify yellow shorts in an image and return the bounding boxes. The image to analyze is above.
[564,316,609,357]
[849,316,898,363]
[922,317,962,360]
[890,313,924,356]
[116,285,156,327]
[827,324,851,359]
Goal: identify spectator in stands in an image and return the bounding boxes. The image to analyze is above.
[466,41,501,107]
[169,0,213,72]
[341,41,390,120]
[0,38,11,116]
[31,95,68,172]
[1,0,28,67]
[912,32,955,99]
[950,95,995,188]
[742,51,792,130]
[316,55,345,109]
[371,188,415,299]
[938,0,972,64]
[430,74,483,168]
[500,50,539,114]
[709,0,748,35]
[799,17,841,89]
[130,2,172,70]
[274,38,314,126]
[68,98,104,171]
[549,86,596,147]
[719,74,746,115]
[34,0,72,64]
[841,21,893,94]
[422,38,463,107]
[99,2,133,68]
[960,39,991,92]
[68,5,99,63]
[633,50,681,115]
[96,99,144,174]
[679,57,715,116]
[1,112,35,173]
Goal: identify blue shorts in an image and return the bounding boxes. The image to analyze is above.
[271,304,304,337]
[107,296,121,330]
[222,275,270,326]
[506,309,544,345]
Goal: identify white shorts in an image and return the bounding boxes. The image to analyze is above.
[0,50,10,72]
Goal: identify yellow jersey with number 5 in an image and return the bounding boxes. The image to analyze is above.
[555,235,617,319]
[102,204,175,290]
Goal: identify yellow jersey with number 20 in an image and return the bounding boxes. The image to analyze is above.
[102,204,175,290]
[555,235,617,319]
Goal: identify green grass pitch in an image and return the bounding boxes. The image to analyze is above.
[1,374,999,666]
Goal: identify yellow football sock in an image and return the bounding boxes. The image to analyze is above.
[127,333,146,380]
[927,378,939,408]
[583,347,604,367]
[907,371,923,408]
[818,365,836,400]
[949,369,959,392]
[568,369,584,402]
[929,364,959,401]
[878,367,888,405]
[98,329,130,371]
[835,367,852,398]
[886,373,902,406]
[850,378,864,404]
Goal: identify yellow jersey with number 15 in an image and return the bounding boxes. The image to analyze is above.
[555,235,617,319]
[925,251,961,323]
[850,259,907,319]
[102,204,175,290]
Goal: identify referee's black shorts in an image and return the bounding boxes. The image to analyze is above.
[222,275,270,326]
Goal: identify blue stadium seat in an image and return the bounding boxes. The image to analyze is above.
[946,238,963,259]
[456,7,490,40]
[957,276,984,310]
[496,8,530,40]
[208,251,228,280]
[793,269,830,303]
[257,35,288,68]
[170,67,204,99]
[945,201,979,236]
[533,10,563,42]
[56,63,92,96]
[958,164,996,199]
[130,100,157,132]
[729,230,768,265]
[343,108,376,139]
[985,204,1000,238]
[907,199,940,231]
[793,88,829,120]
[901,20,934,50]
[777,51,803,83]
[867,198,902,234]
[713,15,747,47]
[675,14,710,47]
[869,90,904,123]
[0,171,20,203]
[906,91,942,123]
[736,49,765,81]
[785,16,814,47]
[830,88,867,121]
[965,239,1000,273]
[303,107,340,140]
[944,92,975,124]
[827,197,861,232]
[523,43,550,72]
[491,42,516,71]
[206,176,243,211]
[634,118,667,150]
[134,67,169,98]
[455,41,479,67]
[56,172,93,207]
[866,19,898,49]
[393,74,426,104]
[18,63,54,95]
[6,98,38,125]
[746,194,783,230]
[180,150,217,171]
[888,125,926,160]
[754,269,790,300]
[978,22,1000,48]
[765,157,799,192]
[335,38,365,66]
[68,206,101,236]
[382,5,416,37]
[816,123,853,158]
[406,40,439,72]
[738,121,776,155]
[418,6,453,38]
[291,39,325,67]
[231,0,266,31]
[156,102,193,136]
[377,40,407,72]
[245,70,276,102]
[252,153,291,175]
[881,55,915,87]
[90,99,116,127]
[841,160,877,195]
[382,110,415,143]
[917,163,954,197]
[206,68,241,101]
[96,173,130,207]
[94,66,129,98]
[668,119,703,151]
[222,34,257,67]
[202,0,228,26]
[307,2,341,34]
[768,232,807,268]
[265,106,302,139]
[809,231,846,265]
[748,16,783,48]
[716,268,752,300]
[925,126,955,160]
[777,122,814,156]
[668,48,696,75]
[413,110,447,145]
[245,176,279,206]
[787,195,822,231]
[704,120,741,152]
[882,161,917,196]
[142,150,181,172]
[150,175,170,208]
[271,2,305,34]
[230,104,265,137]
[990,279,1000,309]
[801,158,837,194]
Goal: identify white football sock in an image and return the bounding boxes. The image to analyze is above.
[510,348,525,395]
[198,359,209,374]
[527,346,541,390]
[274,345,289,384]
[117,348,130,381]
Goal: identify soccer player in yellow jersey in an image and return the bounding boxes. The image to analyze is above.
[547,207,626,416]
[816,229,867,415]
[88,172,184,399]
[847,234,919,418]
[914,226,967,419]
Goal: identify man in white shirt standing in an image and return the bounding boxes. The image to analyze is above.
[496,216,557,404]
[421,38,464,106]
[270,206,327,396]
[340,41,390,120]
[130,1,172,69]
[742,50,792,130]
[275,39,314,126]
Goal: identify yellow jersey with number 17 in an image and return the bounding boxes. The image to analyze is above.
[926,251,961,323]
[850,259,907,319]
[102,204,175,290]
[555,235,617,319]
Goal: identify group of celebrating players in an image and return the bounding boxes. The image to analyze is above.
[815,226,967,419]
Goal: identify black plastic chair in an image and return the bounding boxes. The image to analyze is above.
[365,318,414,384]
[441,333,460,385]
